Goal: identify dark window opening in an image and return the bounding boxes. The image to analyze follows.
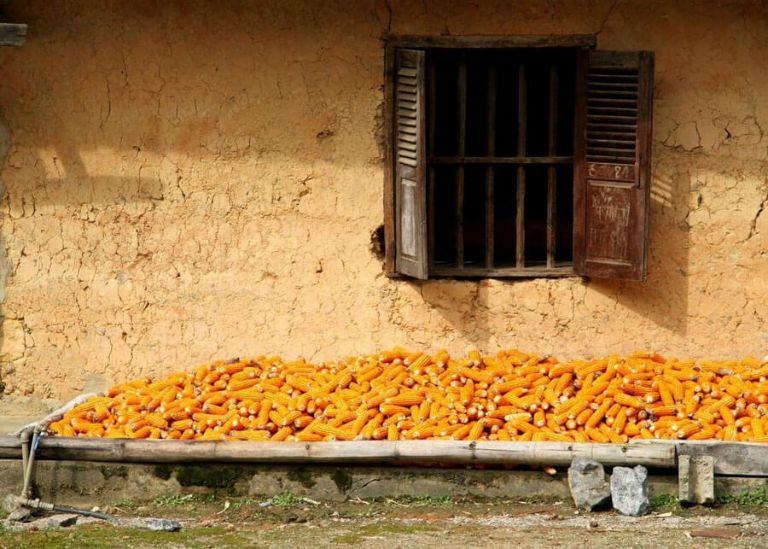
[427,48,576,276]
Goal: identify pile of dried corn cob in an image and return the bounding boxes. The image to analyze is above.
[47,349,768,443]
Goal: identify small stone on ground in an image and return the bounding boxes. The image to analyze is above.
[45,513,79,528]
[567,457,611,511]
[611,465,650,516]
[7,507,32,522]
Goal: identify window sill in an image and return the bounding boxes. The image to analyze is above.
[424,265,577,279]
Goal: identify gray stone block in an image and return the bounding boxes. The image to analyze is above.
[611,465,650,516]
[567,457,611,511]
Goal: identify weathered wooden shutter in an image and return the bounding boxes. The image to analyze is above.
[574,50,654,281]
[393,49,428,279]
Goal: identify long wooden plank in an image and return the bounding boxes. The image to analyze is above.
[0,23,26,46]
[0,437,675,468]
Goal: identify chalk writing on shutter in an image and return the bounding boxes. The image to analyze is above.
[587,183,632,263]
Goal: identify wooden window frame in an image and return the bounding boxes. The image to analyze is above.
[384,35,653,282]
[384,35,594,278]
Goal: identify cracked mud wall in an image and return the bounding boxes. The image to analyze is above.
[0,0,766,412]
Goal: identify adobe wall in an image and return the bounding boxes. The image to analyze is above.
[0,1,766,413]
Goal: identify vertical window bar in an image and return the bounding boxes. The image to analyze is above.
[428,61,437,269]
[456,54,467,269]
[547,64,558,269]
[485,63,496,269]
[515,63,527,269]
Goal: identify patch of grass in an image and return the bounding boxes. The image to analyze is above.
[332,521,439,544]
[231,498,259,510]
[154,493,195,507]
[268,491,302,507]
[113,498,137,510]
[516,494,563,505]
[0,524,248,549]
[400,495,454,507]
[718,487,768,506]
[650,493,678,511]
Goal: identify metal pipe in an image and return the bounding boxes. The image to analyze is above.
[9,429,180,531]
[21,426,43,498]
[13,496,113,521]
[19,429,31,481]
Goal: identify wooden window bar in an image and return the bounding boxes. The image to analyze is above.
[547,65,558,270]
[516,63,527,269]
[485,65,496,269]
[456,55,467,269]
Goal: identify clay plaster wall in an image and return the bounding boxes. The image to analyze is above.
[0,1,766,414]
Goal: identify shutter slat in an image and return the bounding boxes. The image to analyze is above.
[574,50,654,282]
[589,82,639,90]
[588,121,638,127]
[588,89,639,97]
[588,100,638,107]
[588,140,637,148]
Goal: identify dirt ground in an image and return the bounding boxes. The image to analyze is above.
[1,495,767,548]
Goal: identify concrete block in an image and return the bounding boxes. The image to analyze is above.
[567,458,611,511]
[679,454,715,505]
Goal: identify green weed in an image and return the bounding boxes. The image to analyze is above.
[113,498,137,510]
[153,493,195,507]
[718,487,768,506]
[649,493,678,511]
[268,492,302,507]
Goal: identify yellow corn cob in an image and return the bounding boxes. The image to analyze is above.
[46,350,768,444]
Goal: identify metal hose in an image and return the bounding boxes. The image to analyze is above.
[9,425,180,531]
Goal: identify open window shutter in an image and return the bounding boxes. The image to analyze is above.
[574,50,654,281]
[393,49,428,279]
